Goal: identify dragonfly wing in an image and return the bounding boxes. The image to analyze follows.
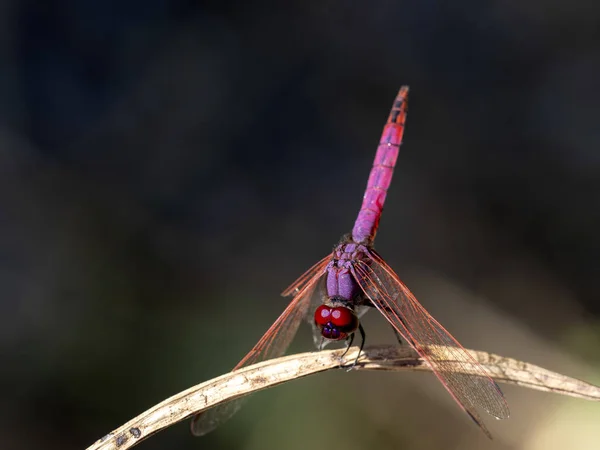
[281,254,332,297]
[281,254,332,350]
[233,262,327,369]
[352,250,509,437]
[189,399,244,438]
[306,276,328,348]
[191,257,329,436]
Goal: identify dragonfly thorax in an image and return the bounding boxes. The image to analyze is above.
[314,304,358,341]
[333,241,370,265]
[326,241,371,302]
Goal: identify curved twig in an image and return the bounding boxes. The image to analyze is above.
[86,345,600,450]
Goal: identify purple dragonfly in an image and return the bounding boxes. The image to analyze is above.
[191,86,509,437]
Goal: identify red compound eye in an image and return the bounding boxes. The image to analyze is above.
[314,305,332,326]
[330,307,358,332]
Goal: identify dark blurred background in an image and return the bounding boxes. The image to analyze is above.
[1,1,599,449]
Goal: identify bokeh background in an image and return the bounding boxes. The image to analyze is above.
[1,1,599,449]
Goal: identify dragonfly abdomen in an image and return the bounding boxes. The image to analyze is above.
[352,86,408,245]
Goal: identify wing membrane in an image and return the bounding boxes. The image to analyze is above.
[191,256,329,436]
[282,254,332,297]
[352,250,509,437]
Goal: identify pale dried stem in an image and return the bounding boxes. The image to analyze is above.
[86,345,600,450]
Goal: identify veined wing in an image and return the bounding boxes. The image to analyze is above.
[282,253,332,297]
[190,256,329,436]
[352,250,509,438]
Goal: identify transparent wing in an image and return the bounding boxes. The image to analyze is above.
[281,254,335,349]
[190,255,329,436]
[307,276,328,348]
[352,249,509,438]
[281,254,332,297]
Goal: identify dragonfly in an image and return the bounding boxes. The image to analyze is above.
[191,86,510,438]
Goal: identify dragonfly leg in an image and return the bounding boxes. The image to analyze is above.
[357,322,366,357]
[391,325,404,346]
[343,323,366,371]
[388,318,417,348]
[340,332,355,359]
[362,299,417,347]
[390,324,416,347]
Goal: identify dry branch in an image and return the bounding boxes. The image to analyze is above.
[86,345,600,450]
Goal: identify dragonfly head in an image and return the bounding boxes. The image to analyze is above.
[314,304,358,340]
